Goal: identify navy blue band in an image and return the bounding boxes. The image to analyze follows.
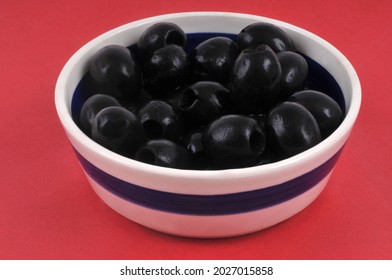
[75,149,342,216]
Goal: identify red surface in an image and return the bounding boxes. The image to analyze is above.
[1,0,391,260]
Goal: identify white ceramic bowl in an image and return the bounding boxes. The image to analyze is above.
[55,12,361,238]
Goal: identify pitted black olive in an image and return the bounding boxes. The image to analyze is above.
[179,81,230,126]
[189,36,239,84]
[277,51,308,100]
[135,139,191,169]
[143,44,190,96]
[137,22,187,59]
[266,102,321,158]
[89,45,142,102]
[138,100,184,141]
[91,106,146,157]
[229,44,282,113]
[203,115,266,169]
[237,22,295,52]
[288,90,343,139]
[79,94,121,136]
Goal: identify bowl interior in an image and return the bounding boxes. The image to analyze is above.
[71,32,345,124]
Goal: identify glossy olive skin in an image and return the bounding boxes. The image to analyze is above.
[266,102,321,158]
[189,36,239,84]
[79,94,121,136]
[237,22,295,53]
[179,81,230,126]
[91,106,146,157]
[80,72,123,102]
[229,44,282,113]
[138,100,184,141]
[203,115,266,169]
[182,129,209,170]
[137,22,187,59]
[143,44,190,96]
[277,51,308,100]
[288,90,343,139]
[89,45,142,102]
[135,139,191,169]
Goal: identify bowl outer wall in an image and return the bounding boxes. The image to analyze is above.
[55,12,361,195]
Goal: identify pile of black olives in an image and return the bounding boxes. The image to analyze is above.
[78,22,343,170]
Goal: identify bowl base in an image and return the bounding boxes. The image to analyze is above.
[85,171,332,238]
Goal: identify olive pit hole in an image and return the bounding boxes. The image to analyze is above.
[179,88,198,111]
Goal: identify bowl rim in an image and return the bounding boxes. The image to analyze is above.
[55,11,361,182]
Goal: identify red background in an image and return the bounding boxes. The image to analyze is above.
[1,0,391,260]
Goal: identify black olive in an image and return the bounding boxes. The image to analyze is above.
[237,22,295,52]
[182,128,210,170]
[189,36,239,84]
[79,94,121,136]
[135,139,191,169]
[288,90,343,139]
[143,44,190,96]
[277,51,308,100]
[203,114,266,169]
[266,102,321,157]
[179,81,230,126]
[91,106,145,157]
[79,72,123,102]
[137,22,187,59]
[138,100,184,142]
[229,44,282,113]
[89,45,142,102]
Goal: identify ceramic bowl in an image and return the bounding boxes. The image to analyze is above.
[55,12,361,238]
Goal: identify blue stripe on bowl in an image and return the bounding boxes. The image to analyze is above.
[75,148,342,216]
